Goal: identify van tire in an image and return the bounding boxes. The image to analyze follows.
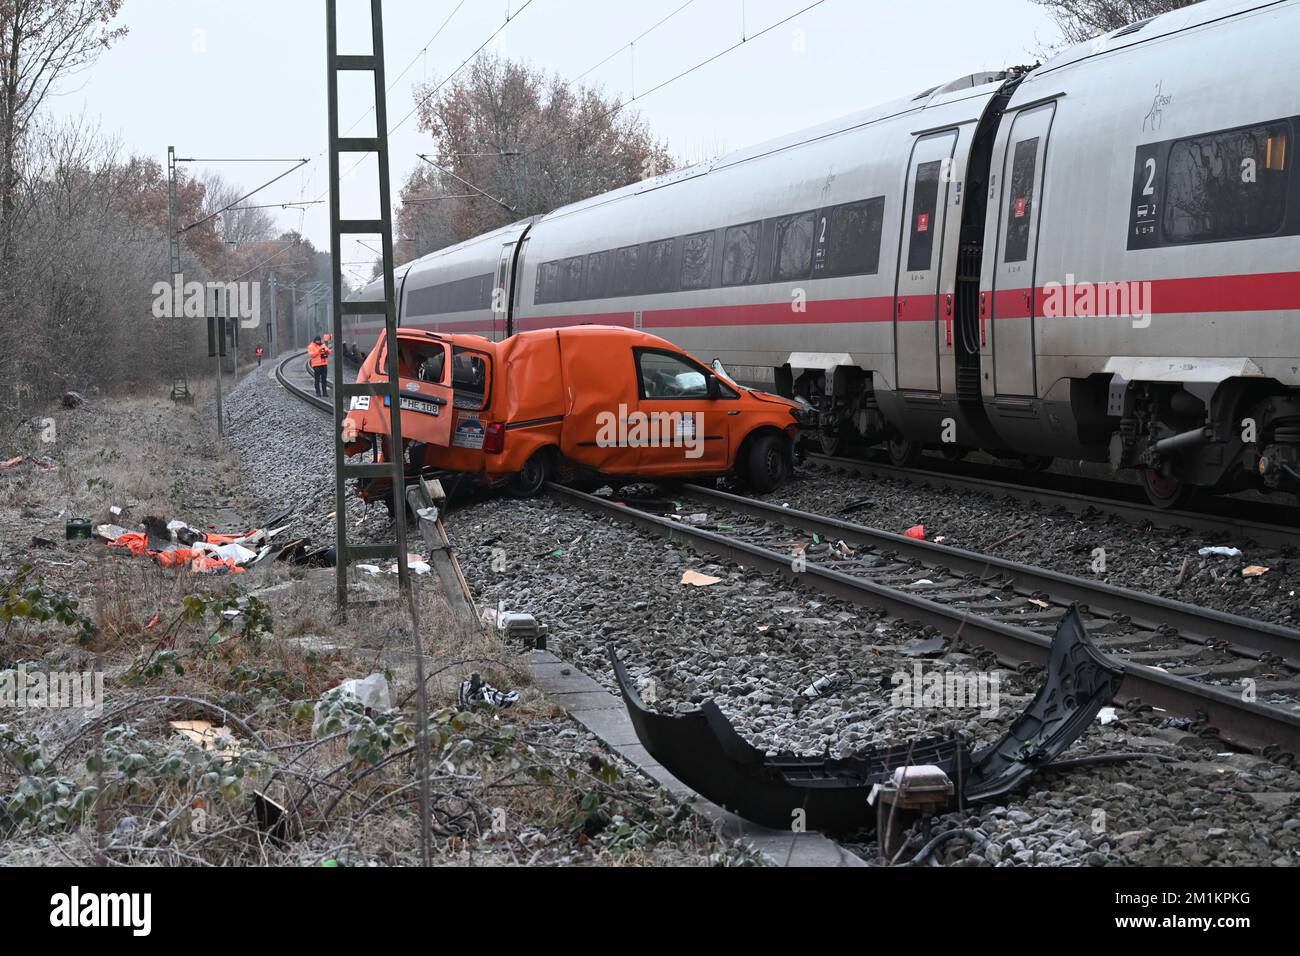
[510,449,552,498]
[746,434,790,493]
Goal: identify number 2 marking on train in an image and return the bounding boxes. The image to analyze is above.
[1143,157,1156,196]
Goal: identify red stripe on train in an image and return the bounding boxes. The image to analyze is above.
[990,271,1300,319]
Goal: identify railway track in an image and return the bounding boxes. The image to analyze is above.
[273,349,1300,757]
[548,481,1300,757]
[804,453,1300,550]
[275,351,334,412]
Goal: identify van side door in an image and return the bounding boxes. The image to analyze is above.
[632,348,732,475]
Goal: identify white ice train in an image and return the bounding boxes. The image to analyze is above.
[346,0,1300,507]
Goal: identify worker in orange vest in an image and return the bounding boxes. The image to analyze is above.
[308,337,331,397]
[255,344,265,366]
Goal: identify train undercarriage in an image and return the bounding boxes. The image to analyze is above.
[787,363,1300,509]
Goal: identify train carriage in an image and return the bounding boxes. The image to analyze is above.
[347,0,1300,507]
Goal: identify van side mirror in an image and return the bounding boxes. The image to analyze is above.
[707,375,720,400]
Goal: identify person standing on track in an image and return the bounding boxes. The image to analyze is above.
[308,336,331,397]
[255,344,265,367]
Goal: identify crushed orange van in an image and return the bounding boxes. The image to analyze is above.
[343,326,804,498]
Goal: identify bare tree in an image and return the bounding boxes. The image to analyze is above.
[0,0,126,405]
[394,164,458,265]
[1032,0,1201,44]
[412,52,675,243]
[201,171,276,247]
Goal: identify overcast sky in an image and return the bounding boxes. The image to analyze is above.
[48,0,1063,287]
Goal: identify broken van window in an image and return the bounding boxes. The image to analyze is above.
[451,347,490,410]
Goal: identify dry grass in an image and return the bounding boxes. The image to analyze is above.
[0,382,760,867]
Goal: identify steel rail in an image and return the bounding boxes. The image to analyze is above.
[679,483,1300,664]
[547,481,1300,755]
[805,453,1300,550]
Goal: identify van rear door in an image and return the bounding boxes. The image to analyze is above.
[365,332,456,447]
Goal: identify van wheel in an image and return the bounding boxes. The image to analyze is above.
[510,450,552,498]
[746,435,790,493]
[382,488,415,525]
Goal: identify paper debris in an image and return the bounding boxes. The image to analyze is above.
[681,570,722,587]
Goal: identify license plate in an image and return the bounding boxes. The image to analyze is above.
[384,396,440,416]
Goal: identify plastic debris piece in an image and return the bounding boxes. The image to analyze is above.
[171,720,240,759]
[1242,565,1270,577]
[311,674,394,738]
[681,570,722,587]
[1097,706,1118,725]
[458,673,518,710]
[1198,546,1242,558]
[802,673,842,699]
[901,635,946,658]
[904,524,927,540]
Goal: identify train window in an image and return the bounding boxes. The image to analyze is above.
[611,244,642,297]
[680,231,715,290]
[561,256,585,302]
[722,221,761,286]
[907,161,942,272]
[536,261,561,305]
[772,211,815,282]
[816,197,886,277]
[1003,137,1039,263]
[1163,123,1289,244]
[645,238,678,294]
[407,273,495,316]
[585,250,612,299]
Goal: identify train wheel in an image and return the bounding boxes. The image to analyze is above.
[940,446,967,462]
[747,435,791,492]
[1141,468,1196,509]
[818,425,844,457]
[887,436,923,468]
[1019,454,1054,472]
[510,450,552,498]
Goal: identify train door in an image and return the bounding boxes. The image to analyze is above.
[894,130,959,392]
[991,102,1055,397]
[494,243,515,341]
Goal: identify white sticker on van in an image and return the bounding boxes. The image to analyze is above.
[454,419,485,449]
[349,396,371,411]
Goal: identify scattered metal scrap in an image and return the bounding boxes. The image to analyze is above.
[609,606,1124,833]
